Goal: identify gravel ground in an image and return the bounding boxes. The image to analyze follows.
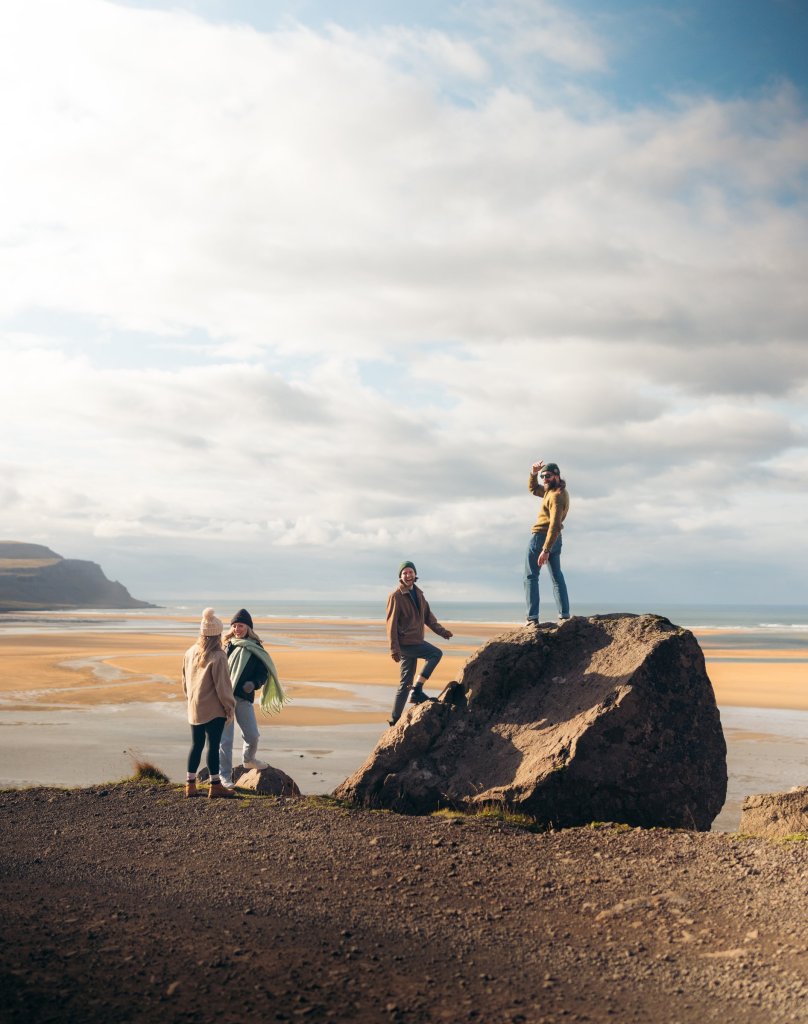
[2,782,808,1024]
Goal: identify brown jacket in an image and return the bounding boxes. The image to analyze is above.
[181,645,236,725]
[386,584,451,657]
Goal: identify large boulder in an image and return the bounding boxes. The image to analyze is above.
[739,788,808,839]
[335,614,727,830]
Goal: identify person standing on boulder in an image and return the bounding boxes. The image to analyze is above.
[218,608,285,791]
[386,561,453,727]
[525,460,571,625]
[182,608,236,799]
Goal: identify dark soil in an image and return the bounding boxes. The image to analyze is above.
[2,783,807,1024]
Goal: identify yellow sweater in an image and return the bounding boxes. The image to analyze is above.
[528,473,570,551]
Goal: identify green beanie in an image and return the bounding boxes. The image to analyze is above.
[398,560,417,578]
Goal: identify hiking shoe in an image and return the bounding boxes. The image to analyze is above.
[184,781,201,798]
[208,781,237,799]
[525,619,539,627]
[557,615,571,623]
[409,688,434,705]
[242,759,269,771]
[387,717,398,727]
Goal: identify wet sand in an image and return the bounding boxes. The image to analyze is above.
[0,620,806,712]
[1,615,806,829]
[0,619,498,717]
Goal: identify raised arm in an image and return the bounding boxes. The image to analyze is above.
[528,460,546,496]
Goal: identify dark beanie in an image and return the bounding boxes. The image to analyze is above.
[230,608,253,628]
[398,560,417,578]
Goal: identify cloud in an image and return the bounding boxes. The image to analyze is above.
[0,0,806,601]
[1,0,805,365]
[459,0,608,74]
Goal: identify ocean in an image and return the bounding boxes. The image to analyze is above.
[3,599,808,646]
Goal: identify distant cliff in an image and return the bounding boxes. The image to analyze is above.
[0,542,155,612]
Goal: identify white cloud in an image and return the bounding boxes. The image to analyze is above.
[0,0,806,602]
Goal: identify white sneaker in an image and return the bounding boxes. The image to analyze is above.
[242,758,269,771]
[220,778,235,791]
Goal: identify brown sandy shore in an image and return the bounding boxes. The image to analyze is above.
[1,617,806,714]
[3,782,808,1024]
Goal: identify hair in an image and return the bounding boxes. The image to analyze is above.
[223,623,263,646]
[193,633,223,670]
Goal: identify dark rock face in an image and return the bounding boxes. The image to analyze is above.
[335,614,727,831]
[739,788,808,839]
[0,541,154,610]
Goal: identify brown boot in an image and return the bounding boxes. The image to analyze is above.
[208,781,237,799]
[184,780,200,798]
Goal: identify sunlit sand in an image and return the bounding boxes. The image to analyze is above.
[0,618,805,714]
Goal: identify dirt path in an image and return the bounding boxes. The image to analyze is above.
[2,783,807,1023]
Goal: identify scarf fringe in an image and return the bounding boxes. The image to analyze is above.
[260,673,289,716]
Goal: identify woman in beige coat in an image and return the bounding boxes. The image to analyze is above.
[182,608,236,799]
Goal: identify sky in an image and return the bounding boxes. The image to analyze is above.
[1,0,807,606]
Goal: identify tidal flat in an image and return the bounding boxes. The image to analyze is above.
[0,611,806,831]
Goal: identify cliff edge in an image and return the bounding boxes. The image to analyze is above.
[0,541,155,611]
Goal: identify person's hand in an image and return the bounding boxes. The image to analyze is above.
[531,461,544,475]
[391,651,401,663]
[445,630,453,639]
[538,550,549,568]
[242,681,255,694]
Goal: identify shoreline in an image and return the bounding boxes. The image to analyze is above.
[1,617,807,711]
[0,613,806,832]
[0,698,804,832]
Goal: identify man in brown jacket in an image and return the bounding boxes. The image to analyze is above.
[386,561,453,726]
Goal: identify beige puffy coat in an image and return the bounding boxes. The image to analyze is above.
[181,645,236,725]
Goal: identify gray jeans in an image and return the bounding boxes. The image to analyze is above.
[390,641,443,722]
[219,698,261,782]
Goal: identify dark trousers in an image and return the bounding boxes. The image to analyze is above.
[391,641,443,722]
[188,717,226,777]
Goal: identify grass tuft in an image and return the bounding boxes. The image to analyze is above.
[431,804,546,832]
[126,750,170,785]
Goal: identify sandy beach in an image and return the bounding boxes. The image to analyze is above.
[0,616,805,712]
[0,620,489,721]
[0,612,806,830]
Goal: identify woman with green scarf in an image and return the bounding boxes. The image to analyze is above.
[218,608,286,790]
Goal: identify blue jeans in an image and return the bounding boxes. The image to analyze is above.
[391,641,443,722]
[524,530,569,621]
[219,698,261,783]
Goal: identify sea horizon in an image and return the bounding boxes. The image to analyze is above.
[3,599,808,644]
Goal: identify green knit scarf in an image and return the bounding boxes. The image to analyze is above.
[227,638,288,715]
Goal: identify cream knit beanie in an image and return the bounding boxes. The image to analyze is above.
[200,607,223,636]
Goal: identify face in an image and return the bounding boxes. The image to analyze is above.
[400,568,416,586]
[232,622,248,638]
[541,471,559,487]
